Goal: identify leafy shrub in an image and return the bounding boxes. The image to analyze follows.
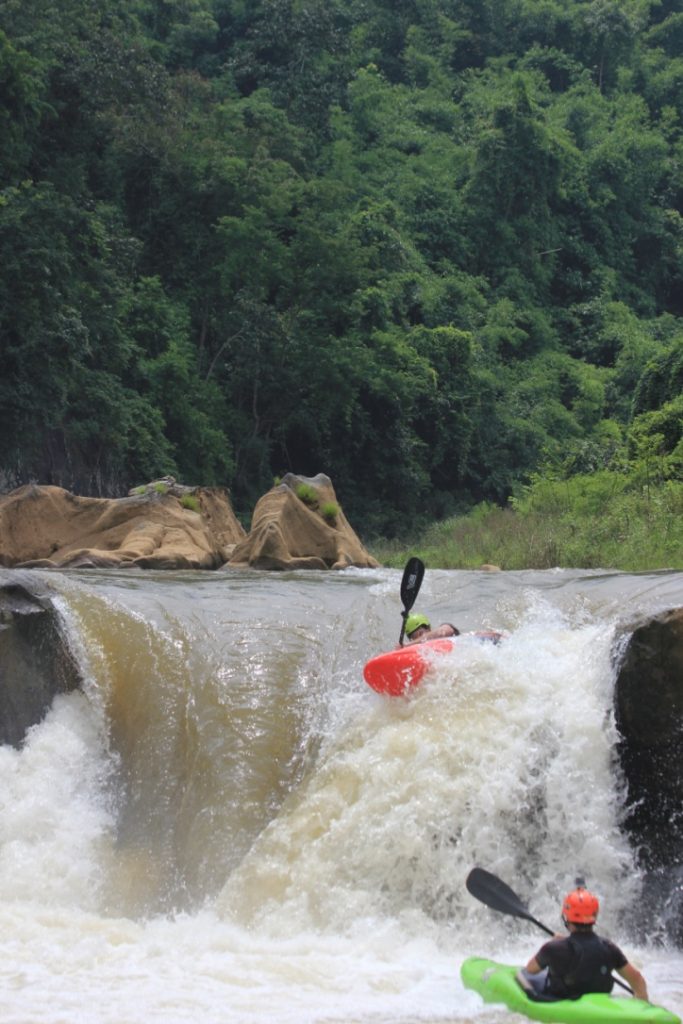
[321,501,340,525]
[369,478,683,571]
[180,493,200,512]
[296,483,319,508]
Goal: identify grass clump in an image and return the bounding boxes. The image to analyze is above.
[321,501,340,526]
[180,494,200,512]
[296,482,319,508]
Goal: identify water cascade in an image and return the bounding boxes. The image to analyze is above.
[0,566,681,1024]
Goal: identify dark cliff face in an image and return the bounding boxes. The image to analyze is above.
[614,609,683,944]
[0,574,83,746]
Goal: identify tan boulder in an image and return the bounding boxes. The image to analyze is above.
[0,484,245,570]
[227,473,379,571]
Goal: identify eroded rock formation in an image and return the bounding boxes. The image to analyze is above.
[227,473,379,571]
[0,475,378,572]
[0,483,245,570]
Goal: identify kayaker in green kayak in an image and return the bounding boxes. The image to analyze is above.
[518,883,649,1002]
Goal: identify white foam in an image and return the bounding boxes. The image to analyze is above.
[0,568,680,1024]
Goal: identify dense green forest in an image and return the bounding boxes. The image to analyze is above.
[1,0,682,539]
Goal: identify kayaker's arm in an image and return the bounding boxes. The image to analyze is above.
[523,943,563,975]
[403,623,459,645]
[474,629,505,644]
[618,962,648,1002]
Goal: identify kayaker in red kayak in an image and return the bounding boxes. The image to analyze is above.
[403,613,459,644]
[518,884,649,1002]
[403,612,504,646]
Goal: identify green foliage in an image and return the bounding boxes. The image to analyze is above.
[372,476,683,572]
[0,30,47,183]
[320,500,340,525]
[632,336,683,415]
[295,483,319,507]
[180,493,201,512]
[1,0,682,547]
[629,394,683,484]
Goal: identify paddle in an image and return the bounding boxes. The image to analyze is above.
[465,867,633,995]
[398,556,425,646]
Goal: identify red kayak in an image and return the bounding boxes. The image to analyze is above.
[363,638,457,696]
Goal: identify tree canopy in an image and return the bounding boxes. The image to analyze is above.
[1,0,682,535]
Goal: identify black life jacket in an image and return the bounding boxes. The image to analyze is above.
[549,933,615,999]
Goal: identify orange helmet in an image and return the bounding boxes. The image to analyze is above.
[562,887,599,925]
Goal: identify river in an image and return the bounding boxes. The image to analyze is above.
[1,565,682,1023]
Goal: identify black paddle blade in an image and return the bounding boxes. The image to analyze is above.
[465,867,554,937]
[398,557,425,646]
[400,557,425,612]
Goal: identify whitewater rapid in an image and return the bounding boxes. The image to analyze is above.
[0,566,681,1023]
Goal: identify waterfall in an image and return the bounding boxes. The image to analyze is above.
[0,565,681,1024]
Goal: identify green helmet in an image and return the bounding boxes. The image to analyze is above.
[405,612,430,636]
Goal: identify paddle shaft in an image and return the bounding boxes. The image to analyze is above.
[465,868,633,995]
[398,557,425,646]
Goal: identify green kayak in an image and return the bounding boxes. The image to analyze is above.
[461,957,681,1024]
